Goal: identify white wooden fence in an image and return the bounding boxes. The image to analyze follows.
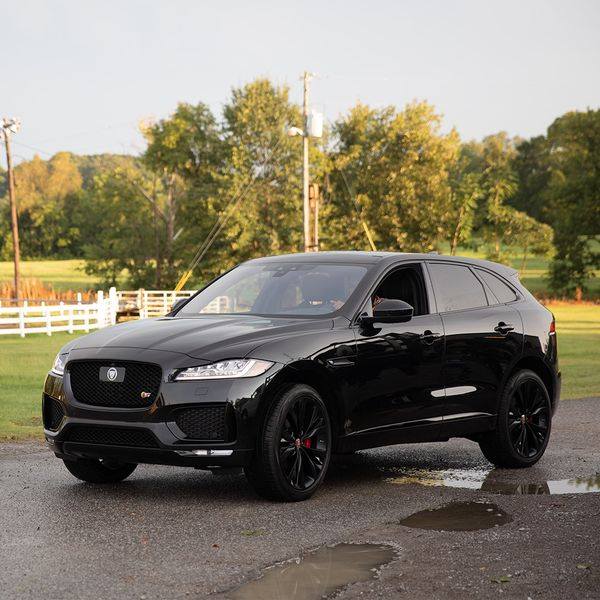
[0,288,196,337]
[116,289,196,319]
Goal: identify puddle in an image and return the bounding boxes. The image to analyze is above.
[400,500,512,531]
[228,543,397,600]
[384,468,600,495]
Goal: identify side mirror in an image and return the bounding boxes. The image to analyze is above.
[170,298,188,314]
[361,298,414,326]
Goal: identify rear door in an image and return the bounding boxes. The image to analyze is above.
[426,262,523,427]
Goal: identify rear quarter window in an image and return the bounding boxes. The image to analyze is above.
[476,269,518,304]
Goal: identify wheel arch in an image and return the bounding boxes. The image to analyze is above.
[258,360,345,447]
[505,355,557,411]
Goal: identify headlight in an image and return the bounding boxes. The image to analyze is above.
[174,359,273,381]
[51,353,67,376]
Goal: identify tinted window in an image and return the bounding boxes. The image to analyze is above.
[428,263,488,312]
[178,263,367,317]
[476,269,518,304]
[371,266,428,316]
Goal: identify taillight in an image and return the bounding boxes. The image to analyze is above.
[549,319,556,334]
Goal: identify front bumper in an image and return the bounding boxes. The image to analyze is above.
[43,352,281,469]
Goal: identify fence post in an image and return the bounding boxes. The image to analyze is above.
[84,306,90,332]
[140,289,147,319]
[46,305,52,336]
[96,290,104,328]
[68,306,73,334]
[19,306,25,338]
[109,287,118,325]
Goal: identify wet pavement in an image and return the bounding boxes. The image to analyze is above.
[227,543,398,599]
[399,500,513,531]
[1,397,600,599]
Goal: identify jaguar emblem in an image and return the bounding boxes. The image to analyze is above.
[106,367,118,382]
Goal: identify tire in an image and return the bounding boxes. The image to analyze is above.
[244,384,332,502]
[62,458,137,483]
[479,369,552,468]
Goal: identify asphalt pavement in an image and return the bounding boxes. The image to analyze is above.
[1,398,599,599]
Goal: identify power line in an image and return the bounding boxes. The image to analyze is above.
[174,136,285,291]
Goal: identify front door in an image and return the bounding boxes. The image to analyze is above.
[348,264,445,442]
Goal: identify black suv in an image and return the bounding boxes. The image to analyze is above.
[43,252,560,501]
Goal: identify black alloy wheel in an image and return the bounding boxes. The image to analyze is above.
[278,394,330,490]
[245,384,332,501]
[508,378,550,458]
[479,369,552,468]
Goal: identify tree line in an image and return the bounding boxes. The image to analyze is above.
[0,78,598,297]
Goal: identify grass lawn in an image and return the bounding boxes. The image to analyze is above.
[0,259,98,293]
[0,303,598,440]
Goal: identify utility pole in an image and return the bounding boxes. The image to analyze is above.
[2,118,21,304]
[302,71,312,253]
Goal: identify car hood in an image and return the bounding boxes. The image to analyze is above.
[65,315,334,361]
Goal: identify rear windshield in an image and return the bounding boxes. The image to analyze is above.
[177,262,368,317]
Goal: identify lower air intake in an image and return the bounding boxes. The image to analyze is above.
[65,426,159,448]
[43,395,65,431]
[174,405,230,441]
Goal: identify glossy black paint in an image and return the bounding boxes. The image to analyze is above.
[42,252,560,470]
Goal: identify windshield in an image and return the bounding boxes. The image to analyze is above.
[177,262,368,317]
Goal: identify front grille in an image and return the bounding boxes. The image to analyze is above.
[175,405,228,441]
[43,395,64,430]
[68,361,162,408]
[65,426,159,448]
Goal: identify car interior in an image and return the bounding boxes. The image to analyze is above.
[370,265,428,317]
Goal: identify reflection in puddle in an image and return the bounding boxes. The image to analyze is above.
[400,501,512,531]
[384,468,600,495]
[228,543,397,600]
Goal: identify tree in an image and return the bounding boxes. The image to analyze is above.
[212,79,324,275]
[141,102,222,287]
[510,136,552,223]
[80,165,158,287]
[448,144,483,254]
[4,153,84,258]
[325,101,460,252]
[478,133,518,260]
[544,110,600,296]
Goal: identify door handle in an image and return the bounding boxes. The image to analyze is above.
[494,322,514,335]
[420,330,442,344]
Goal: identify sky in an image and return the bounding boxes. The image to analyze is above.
[2,0,599,165]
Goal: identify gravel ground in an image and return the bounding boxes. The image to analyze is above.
[1,398,599,599]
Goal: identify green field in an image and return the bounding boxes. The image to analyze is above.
[0,303,598,440]
[0,259,98,293]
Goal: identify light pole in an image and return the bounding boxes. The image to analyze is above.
[289,72,322,252]
[1,118,21,303]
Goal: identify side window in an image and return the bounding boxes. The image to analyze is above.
[370,265,428,316]
[428,263,488,313]
[475,269,518,304]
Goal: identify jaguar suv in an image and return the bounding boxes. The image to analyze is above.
[42,252,560,501]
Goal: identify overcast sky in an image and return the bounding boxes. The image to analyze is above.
[2,0,599,164]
